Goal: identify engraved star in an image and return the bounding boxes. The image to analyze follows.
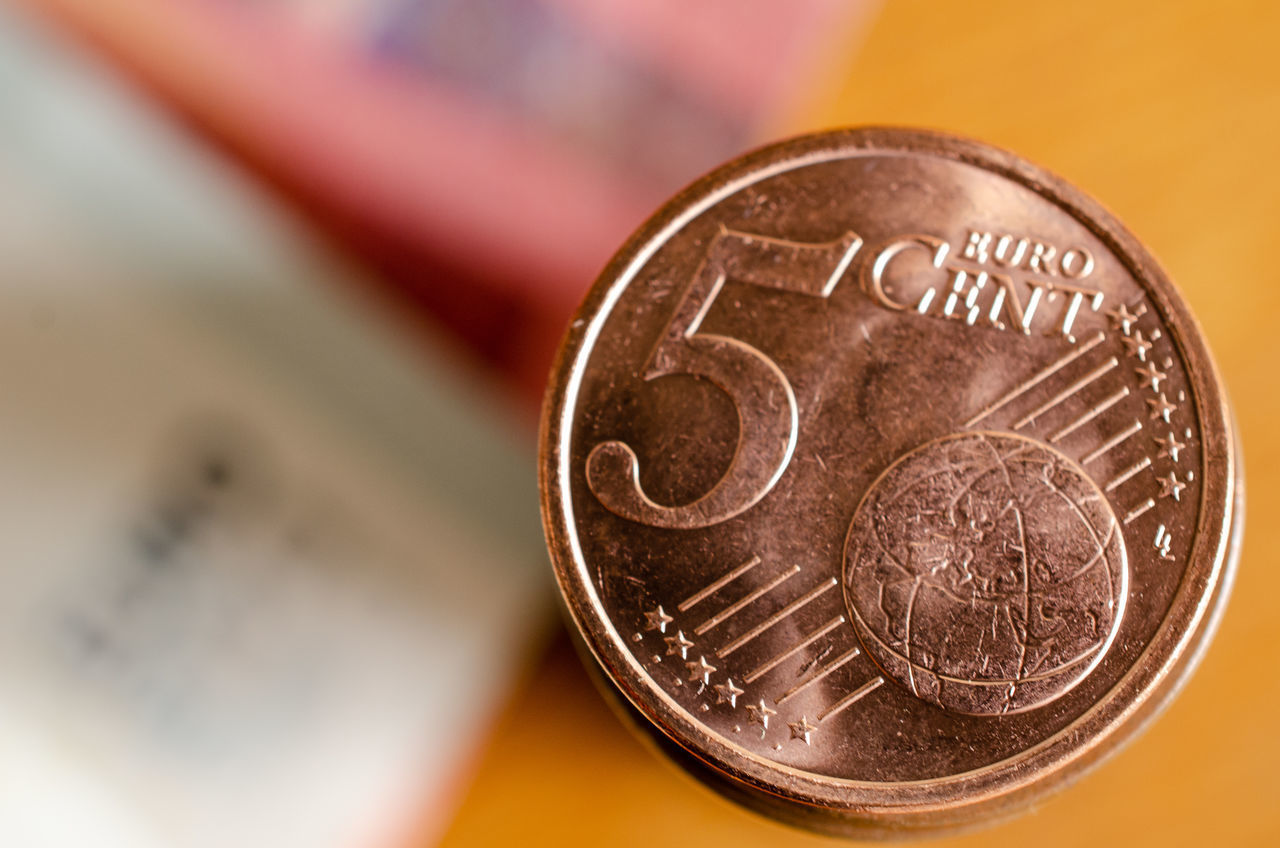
[1146,392,1177,423]
[1135,362,1169,392]
[686,655,717,684]
[788,715,818,745]
[1157,471,1187,501]
[664,630,694,659]
[643,605,673,633]
[1154,431,1187,462]
[745,699,776,730]
[713,678,745,707]
[1121,328,1154,361]
[1107,301,1143,335]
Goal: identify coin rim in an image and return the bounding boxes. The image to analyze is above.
[539,127,1239,825]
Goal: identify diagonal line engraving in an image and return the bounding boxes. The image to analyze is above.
[694,565,799,636]
[1014,357,1118,429]
[743,616,845,683]
[818,676,884,722]
[776,647,861,705]
[1124,498,1156,524]
[963,330,1106,428]
[1104,456,1152,492]
[1081,419,1143,465]
[1049,387,1130,443]
[678,555,761,612]
[717,578,838,659]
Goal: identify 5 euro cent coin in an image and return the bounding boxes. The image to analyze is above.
[538,127,1241,836]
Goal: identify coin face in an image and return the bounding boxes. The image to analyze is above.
[539,128,1240,834]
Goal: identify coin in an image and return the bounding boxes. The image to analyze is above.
[539,128,1241,836]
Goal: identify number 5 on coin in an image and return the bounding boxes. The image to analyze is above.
[587,228,862,529]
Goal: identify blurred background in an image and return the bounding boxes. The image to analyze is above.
[0,1,1275,846]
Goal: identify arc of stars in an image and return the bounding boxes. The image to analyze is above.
[1105,300,1190,518]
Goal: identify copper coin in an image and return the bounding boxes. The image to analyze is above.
[539,128,1241,836]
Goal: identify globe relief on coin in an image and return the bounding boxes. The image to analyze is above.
[539,128,1241,836]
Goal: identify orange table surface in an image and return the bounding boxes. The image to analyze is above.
[440,1,1280,845]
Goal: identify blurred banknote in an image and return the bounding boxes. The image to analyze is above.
[0,7,545,847]
[23,0,877,399]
